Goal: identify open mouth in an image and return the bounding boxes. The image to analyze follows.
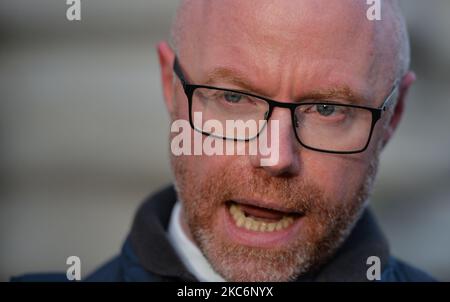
[227,200,303,232]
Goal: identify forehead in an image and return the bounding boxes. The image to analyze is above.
[179,0,396,101]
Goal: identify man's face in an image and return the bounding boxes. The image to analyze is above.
[164,0,400,281]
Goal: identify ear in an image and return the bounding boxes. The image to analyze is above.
[157,41,176,116]
[383,71,416,146]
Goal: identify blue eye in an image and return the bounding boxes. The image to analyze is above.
[224,92,243,103]
[316,104,335,116]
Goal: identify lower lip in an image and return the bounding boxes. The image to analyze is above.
[220,203,305,248]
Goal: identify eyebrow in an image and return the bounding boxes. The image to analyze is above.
[202,67,368,105]
[303,86,368,105]
[203,67,264,95]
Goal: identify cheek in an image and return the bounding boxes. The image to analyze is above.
[189,154,223,180]
[176,135,239,183]
[301,151,371,203]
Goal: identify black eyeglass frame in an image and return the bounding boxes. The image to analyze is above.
[173,56,398,154]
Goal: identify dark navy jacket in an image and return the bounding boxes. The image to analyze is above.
[12,185,436,282]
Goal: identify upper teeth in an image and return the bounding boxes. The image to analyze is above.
[229,204,295,232]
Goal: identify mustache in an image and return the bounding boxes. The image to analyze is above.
[207,167,325,215]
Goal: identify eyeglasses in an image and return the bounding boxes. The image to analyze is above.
[173,56,398,154]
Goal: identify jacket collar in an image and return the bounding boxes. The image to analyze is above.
[129,185,390,282]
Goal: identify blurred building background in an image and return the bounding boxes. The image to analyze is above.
[1,0,449,281]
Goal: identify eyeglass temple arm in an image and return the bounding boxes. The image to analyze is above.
[380,81,400,111]
[173,56,188,87]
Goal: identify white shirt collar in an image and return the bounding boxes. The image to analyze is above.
[168,201,226,282]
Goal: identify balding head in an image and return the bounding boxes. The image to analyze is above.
[171,0,410,87]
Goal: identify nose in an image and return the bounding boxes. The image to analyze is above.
[250,107,301,177]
